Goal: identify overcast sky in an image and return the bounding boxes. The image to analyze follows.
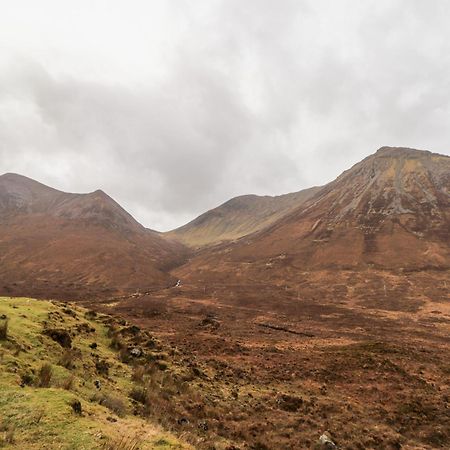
[1,1,450,230]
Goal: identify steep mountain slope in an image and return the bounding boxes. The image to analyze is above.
[177,147,450,281]
[166,186,321,247]
[0,174,188,299]
[0,173,140,231]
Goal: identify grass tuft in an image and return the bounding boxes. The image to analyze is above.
[36,363,53,388]
[0,319,8,340]
[102,435,142,450]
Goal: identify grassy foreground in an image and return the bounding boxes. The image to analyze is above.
[0,296,191,450]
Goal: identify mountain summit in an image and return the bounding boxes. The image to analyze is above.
[0,173,141,232]
[178,147,450,281]
[0,173,188,299]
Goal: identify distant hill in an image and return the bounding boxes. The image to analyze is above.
[0,173,188,299]
[166,186,321,247]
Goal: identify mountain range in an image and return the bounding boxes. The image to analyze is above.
[1,146,449,299]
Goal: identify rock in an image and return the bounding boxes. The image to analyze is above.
[89,342,98,349]
[129,347,143,358]
[319,432,337,449]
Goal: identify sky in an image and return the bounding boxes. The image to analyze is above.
[1,0,450,231]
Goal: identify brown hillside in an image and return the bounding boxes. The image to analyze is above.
[166,186,321,247]
[0,173,189,299]
[176,147,450,284]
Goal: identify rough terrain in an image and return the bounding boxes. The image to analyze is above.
[0,147,449,449]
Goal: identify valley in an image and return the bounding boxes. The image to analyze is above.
[0,147,449,449]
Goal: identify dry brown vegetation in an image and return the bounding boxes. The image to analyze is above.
[0,319,7,340]
[94,266,450,449]
[37,363,53,388]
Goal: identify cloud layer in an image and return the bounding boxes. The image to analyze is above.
[1,0,449,230]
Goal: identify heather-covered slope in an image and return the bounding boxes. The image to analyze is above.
[0,174,188,299]
[177,147,450,283]
[166,186,321,247]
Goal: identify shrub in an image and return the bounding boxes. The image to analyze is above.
[0,319,8,340]
[0,424,15,445]
[32,408,46,424]
[97,394,127,417]
[61,375,75,390]
[131,365,145,383]
[58,348,80,369]
[37,363,53,388]
[129,386,147,404]
[95,359,110,376]
[110,333,125,351]
[20,372,34,386]
[69,399,82,415]
[84,310,97,320]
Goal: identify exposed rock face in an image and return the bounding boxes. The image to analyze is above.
[318,432,337,449]
[307,147,449,237]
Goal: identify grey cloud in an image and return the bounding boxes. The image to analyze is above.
[0,1,449,230]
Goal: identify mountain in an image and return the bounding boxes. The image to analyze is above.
[176,147,450,281]
[0,173,188,299]
[0,173,141,231]
[166,186,321,247]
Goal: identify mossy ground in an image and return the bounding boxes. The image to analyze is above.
[0,297,190,449]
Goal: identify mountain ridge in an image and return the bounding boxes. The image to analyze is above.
[1,146,448,298]
[0,173,189,299]
[166,186,322,247]
[175,146,450,284]
[0,173,142,232]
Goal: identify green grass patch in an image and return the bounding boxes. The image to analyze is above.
[0,297,190,449]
